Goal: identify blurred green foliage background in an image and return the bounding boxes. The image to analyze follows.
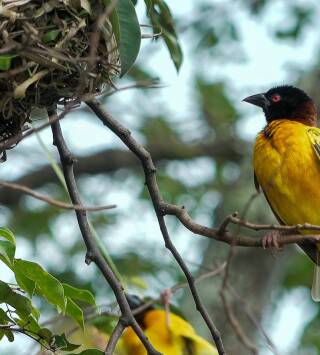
[1,0,320,354]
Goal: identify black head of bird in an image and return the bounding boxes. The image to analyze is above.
[126,294,144,310]
[243,85,317,126]
[125,294,154,324]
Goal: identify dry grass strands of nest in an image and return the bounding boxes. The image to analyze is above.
[0,0,120,144]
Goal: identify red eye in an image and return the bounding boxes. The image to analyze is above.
[271,94,281,102]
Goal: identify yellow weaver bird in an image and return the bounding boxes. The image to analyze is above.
[243,85,320,301]
[120,295,218,355]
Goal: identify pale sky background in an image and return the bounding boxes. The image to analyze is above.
[1,0,320,354]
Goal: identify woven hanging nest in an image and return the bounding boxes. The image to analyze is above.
[0,0,120,141]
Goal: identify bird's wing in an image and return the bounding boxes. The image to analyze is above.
[254,172,318,264]
[307,127,320,158]
[167,313,218,355]
[306,127,320,300]
[254,172,284,225]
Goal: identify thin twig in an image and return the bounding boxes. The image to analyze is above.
[86,100,226,355]
[227,215,320,233]
[104,318,127,355]
[220,192,260,354]
[0,180,116,211]
[171,262,227,294]
[100,81,164,98]
[220,291,259,355]
[163,203,320,246]
[49,108,162,355]
[0,325,53,351]
[227,284,279,355]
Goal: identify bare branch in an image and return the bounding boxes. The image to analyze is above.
[227,284,279,355]
[170,262,227,294]
[104,317,127,355]
[0,180,116,212]
[227,215,320,233]
[220,291,259,355]
[163,203,320,246]
[86,100,226,355]
[49,109,162,355]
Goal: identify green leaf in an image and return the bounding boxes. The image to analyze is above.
[0,228,16,266]
[144,0,153,13]
[0,228,15,245]
[13,260,66,313]
[0,281,32,320]
[0,309,12,324]
[90,315,117,335]
[116,0,141,76]
[53,333,80,351]
[161,31,183,71]
[14,268,36,298]
[150,0,182,71]
[42,30,61,43]
[0,55,16,71]
[37,327,53,343]
[63,283,96,306]
[16,314,41,333]
[4,329,14,342]
[0,241,15,267]
[68,350,104,355]
[66,297,84,330]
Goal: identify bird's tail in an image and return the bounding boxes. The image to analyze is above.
[311,247,320,302]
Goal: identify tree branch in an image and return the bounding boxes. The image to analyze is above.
[104,317,127,355]
[86,100,226,355]
[220,291,259,355]
[49,109,162,355]
[0,180,116,211]
[163,203,320,246]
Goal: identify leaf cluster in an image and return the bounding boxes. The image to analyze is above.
[0,227,101,353]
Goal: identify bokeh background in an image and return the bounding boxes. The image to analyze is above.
[1,0,320,354]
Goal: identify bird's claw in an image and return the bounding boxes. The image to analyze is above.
[160,288,172,305]
[262,230,282,250]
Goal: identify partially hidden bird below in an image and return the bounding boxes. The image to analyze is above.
[243,85,320,301]
[65,295,218,355]
[120,295,218,355]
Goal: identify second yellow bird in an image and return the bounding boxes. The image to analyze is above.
[121,295,217,355]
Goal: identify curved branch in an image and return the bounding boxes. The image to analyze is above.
[104,317,127,355]
[50,111,162,355]
[86,100,226,355]
[0,180,116,211]
[163,204,320,246]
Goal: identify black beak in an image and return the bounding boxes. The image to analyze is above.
[243,93,269,108]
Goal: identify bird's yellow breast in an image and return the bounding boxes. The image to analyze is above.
[253,119,320,228]
[121,310,217,355]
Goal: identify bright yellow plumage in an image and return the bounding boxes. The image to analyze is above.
[244,85,320,300]
[254,119,320,227]
[120,309,217,355]
[254,119,320,300]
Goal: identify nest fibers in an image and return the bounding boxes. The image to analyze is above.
[0,0,120,142]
